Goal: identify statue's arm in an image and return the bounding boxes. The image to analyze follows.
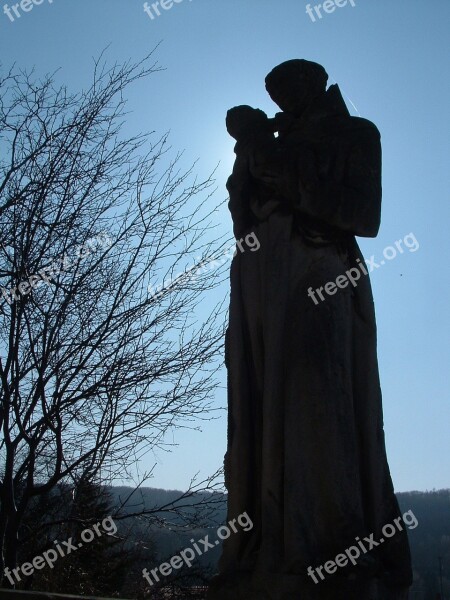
[298,124,382,237]
[227,166,254,239]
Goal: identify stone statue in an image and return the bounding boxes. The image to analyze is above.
[208,60,412,600]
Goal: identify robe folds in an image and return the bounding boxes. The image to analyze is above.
[210,85,412,600]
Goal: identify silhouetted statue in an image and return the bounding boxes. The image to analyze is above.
[208,60,412,600]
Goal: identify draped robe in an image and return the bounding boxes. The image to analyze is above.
[210,85,412,600]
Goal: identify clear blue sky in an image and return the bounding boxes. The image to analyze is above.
[1,0,449,493]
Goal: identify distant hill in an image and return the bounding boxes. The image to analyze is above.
[397,489,450,598]
[109,485,227,573]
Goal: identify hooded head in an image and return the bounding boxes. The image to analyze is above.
[265,59,328,117]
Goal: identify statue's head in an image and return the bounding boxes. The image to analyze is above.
[265,59,328,117]
[226,105,272,140]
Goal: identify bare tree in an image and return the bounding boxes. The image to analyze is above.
[0,52,228,585]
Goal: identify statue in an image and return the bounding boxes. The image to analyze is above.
[208,60,412,600]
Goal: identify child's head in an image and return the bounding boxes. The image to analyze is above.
[226,105,272,140]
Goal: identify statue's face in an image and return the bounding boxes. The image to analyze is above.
[268,75,317,117]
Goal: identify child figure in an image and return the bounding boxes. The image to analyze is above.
[226,105,283,239]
